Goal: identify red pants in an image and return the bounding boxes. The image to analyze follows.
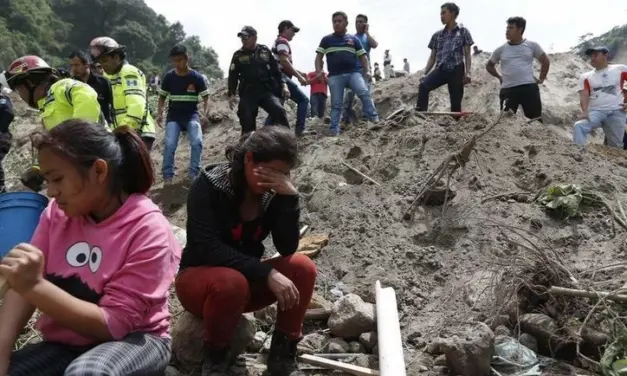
[175,254,317,348]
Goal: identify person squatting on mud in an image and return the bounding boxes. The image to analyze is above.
[175,126,317,376]
[228,26,290,135]
[0,72,14,194]
[5,55,104,192]
[0,120,181,376]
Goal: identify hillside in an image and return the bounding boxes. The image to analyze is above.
[6,50,627,376]
[0,0,223,78]
[574,24,627,62]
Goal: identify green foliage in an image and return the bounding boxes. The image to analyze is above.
[573,25,627,58]
[0,0,223,78]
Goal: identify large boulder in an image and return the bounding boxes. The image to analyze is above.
[328,294,376,338]
[171,311,256,372]
[439,322,495,376]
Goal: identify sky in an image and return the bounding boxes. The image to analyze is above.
[144,0,627,77]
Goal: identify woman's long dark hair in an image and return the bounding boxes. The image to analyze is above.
[33,119,154,195]
[225,127,298,201]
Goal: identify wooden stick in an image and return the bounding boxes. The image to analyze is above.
[314,353,367,359]
[549,286,627,303]
[415,111,473,116]
[298,354,380,376]
[304,307,331,320]
[341,161,381,186]
[299,225,310,238]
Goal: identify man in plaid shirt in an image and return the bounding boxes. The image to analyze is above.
[416,2,473,116]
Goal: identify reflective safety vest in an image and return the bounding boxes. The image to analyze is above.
[37,78,102,131]
[106,63,156,139]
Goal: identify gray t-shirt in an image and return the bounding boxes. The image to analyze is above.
[489,40,545,89]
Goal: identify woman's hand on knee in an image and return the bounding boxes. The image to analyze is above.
[267,269,300,311]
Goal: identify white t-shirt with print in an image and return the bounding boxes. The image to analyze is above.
[577,64,627,111]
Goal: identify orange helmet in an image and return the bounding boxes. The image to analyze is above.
[89,37,126,60]
[6,55,54,90]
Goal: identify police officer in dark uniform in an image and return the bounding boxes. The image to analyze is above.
[0,72,15,194]
[227,26,290,135]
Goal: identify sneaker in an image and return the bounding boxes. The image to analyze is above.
[266,331,304,376]
[201,347,232,376]
[325,128,340,137]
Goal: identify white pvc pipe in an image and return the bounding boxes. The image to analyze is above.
[375,280,406,376]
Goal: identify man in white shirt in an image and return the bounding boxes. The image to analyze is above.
[574,46,627,148]
[403,58,410,73]
[486,17,550,121]
[383,50,392,79]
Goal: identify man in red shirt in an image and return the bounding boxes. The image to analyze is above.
[308,66,328,118]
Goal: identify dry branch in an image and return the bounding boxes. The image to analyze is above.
[403,111,506,220]
[341,161,381,186]
[549,286,627,303]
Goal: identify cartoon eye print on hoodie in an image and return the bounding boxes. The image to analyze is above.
[66,242,103,273]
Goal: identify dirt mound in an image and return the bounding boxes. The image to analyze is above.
[5,52,626,375]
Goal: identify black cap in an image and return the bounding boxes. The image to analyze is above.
[237,26,257,37]
[585,46,610,56]
[278,20,300,33]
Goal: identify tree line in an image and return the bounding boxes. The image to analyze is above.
[0,0,223,79]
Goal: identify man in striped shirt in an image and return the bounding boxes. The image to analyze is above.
[157,45,210,183]
[314,11,379,136]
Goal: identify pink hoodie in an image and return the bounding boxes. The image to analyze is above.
[30,194,181,346]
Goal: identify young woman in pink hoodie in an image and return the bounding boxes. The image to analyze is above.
[0,120,181,376]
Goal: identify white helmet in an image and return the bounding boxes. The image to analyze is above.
[0,71,9,94]
[0,71,8,89]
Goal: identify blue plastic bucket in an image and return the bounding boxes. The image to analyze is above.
[0,192,49,258]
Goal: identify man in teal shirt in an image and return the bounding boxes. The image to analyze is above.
[342,14,379,125]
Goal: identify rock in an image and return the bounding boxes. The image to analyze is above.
[328,338,350,353]
[164,365,182,376]
[249,331,268,352]
[494,325,511,337]
[372,345,378,355]
[359,332,378,351]
[171,225,187,248]
[426,337,447,355]
[349,341,365,353]
[254,304,277,329]
[309,293,332,310]
[434,354,447,366]
[328,294,376,338]
[439,322,495,376]
[433,365,448,374]
[424,186,457,206]
[518,333,538,353]
[519,313,559,342]
[298,332,329,354]
[171,312,256,372]
[354,354,379,369]
[486,315,510,330]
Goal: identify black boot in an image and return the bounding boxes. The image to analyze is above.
[201,346,232,376]
[267,330,304,376]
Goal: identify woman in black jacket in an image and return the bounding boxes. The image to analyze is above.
[176,126,316,376]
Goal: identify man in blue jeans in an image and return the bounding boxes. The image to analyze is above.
[315,11,379,136]
[157,45,209,184]
[342,13,378,125]
[573,46,627,148]
[264,20,310,136]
